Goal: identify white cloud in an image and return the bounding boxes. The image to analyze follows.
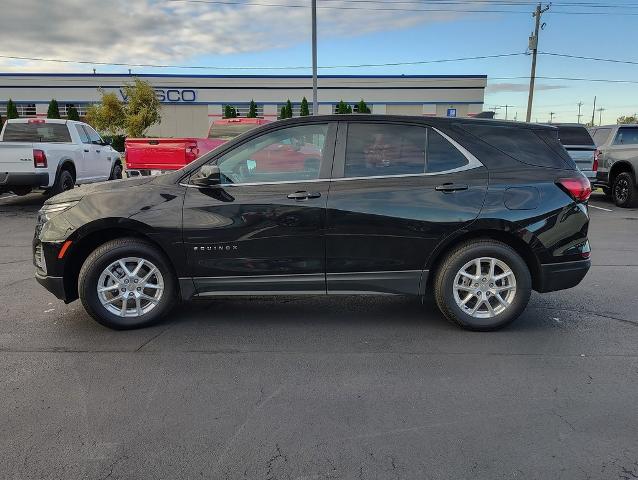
[0,0,465,72]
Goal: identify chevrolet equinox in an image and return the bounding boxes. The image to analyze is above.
[34,115,592,331]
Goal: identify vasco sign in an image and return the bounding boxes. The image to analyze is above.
[119,88,197,103]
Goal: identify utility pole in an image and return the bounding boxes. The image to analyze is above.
[597,107,605,126]
[549,111,556,123]
[502,104,514,120]
[577,101,584,124]
[311,0,318,116]
[591,96,596,125]
[526,2,550,123]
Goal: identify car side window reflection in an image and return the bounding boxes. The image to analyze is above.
[199,124,328,184]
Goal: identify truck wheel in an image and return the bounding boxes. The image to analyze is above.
[51,169,75,196]
[612,172,638,208]
[110,162,123,180]
[10,186,32,196]
[78,238,177,330]
[433,240,531,331]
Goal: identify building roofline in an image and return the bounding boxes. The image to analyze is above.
[0,73,488,79]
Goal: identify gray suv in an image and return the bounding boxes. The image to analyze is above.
[590,124,638,207]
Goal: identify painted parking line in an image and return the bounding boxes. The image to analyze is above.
[589,204,613,212]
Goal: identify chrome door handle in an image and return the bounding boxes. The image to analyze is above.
[83,149,89,152]
[96,149,101,153]
[435,183,469,192]
[287,191,321,200]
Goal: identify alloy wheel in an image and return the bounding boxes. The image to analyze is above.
[452,257,517,319]
[614,178,629,204]
[96,257,164,317]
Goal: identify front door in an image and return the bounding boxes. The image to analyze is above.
[83,125,113,182]
[183,122,336,295]
[325,121,488,295]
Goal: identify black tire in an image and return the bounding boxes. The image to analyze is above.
[612,172,638,208]
[51,169,75,196]
[110,162,123,180]
[78,238,177,329]
[433,240,532,331]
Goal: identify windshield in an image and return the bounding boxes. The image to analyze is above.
[208,123,260,140]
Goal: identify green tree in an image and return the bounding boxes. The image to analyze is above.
[223,105,237,118]
[299,97,310,116]
[247,100,258,118]
[617,115,638,124]
[336,100,352,114]
[86,91,125,136]
[6,99,19,119]
[86,79,161,137]
[285,99,293,118]
[356,99,371,114]
[280,106,287,119]
[47,99,61,119]
[66,105,80,121]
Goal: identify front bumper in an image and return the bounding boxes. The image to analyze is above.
[536,259,591,293]
[0,172,49,187]
[35,272,69,302]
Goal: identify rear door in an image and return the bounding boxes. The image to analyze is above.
[325,120,488,295]
[609,126,638,167]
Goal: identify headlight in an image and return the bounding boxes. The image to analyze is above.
[38,201,79,222]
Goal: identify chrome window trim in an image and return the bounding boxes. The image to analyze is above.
[180,125,483,188]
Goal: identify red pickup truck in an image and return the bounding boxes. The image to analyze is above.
[125,117,271,176]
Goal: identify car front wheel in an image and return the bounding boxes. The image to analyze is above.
[434,240,531,331]
[78,238,177,329]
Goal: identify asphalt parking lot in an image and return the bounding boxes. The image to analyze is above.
[1,190,637,480]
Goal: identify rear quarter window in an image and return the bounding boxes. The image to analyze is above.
[2,123,72,143]
[556,126,594,146]
[459,123,573,169]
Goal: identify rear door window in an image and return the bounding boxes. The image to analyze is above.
[614,127,638,145]
[2,122,72,142]
[344,123,426,177]
[426,129,468,172]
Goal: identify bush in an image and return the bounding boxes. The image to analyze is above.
[300,97,310,116]
[336,100,352,114]
[66,105,80,121]
[247,100,258,118]
[47,99,61,119]
[356,99,371,114]
[285,99,293,119]
[102,134,126,152]
[280,106,287,119]
[6,99,19,119]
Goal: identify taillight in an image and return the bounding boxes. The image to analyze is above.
[28,119,45,124]
[592,149,600,172]
[33,149,47,168]
[557,174,591,202]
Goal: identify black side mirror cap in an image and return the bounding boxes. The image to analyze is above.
[191,165,221,187]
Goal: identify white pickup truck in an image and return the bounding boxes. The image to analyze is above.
[0,118,123,196]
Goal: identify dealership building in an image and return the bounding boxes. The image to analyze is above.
[0,73,486,137]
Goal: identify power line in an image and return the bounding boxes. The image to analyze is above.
[168,0,638,14]
[0,52,527,70]
[540,52,638,65]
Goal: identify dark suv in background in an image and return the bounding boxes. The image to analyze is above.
[34,115,591,331]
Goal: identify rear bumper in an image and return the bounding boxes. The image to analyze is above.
[35,272,69,302]
[0,172,49,187]
[536,259,591,293]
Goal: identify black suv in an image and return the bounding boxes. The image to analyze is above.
[34,115,592,331]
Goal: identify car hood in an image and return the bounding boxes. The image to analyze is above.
[44,177,156,205]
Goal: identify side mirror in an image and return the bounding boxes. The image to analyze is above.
[191,165,221,187]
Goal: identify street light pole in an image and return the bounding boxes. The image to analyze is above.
[311,0,318,116]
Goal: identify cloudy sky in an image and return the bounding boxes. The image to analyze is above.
[1,0,637,123]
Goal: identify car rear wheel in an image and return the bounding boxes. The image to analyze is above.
[110,162,123,180]
[433,240,532,331]
[51,169,75,196]
[612,172,638,208]
[78,238,177,329]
